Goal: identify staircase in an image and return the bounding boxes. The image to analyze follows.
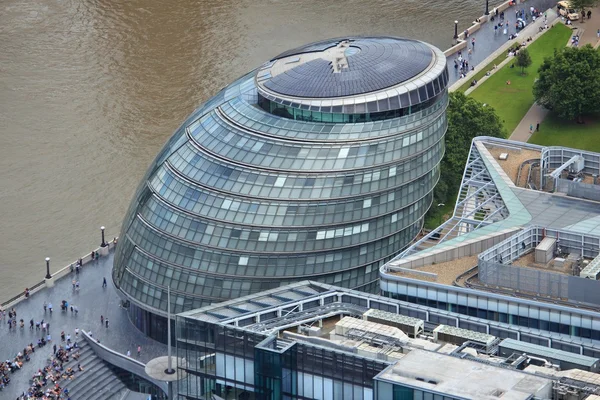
[60,340,129,400]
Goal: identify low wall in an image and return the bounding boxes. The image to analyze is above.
[386,228,519,271]
[1,238,119,309]
[82,331,169,395]
[556,178,600,202]
[444,0,515,58]
[386,266,438,281]
[453,12,561,93]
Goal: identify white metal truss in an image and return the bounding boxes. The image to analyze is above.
[393,143,508,259]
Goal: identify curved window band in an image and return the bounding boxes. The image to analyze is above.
[257,92,445,124]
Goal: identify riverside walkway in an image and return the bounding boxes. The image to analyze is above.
[446,0,558,86]
[0,251,167,399]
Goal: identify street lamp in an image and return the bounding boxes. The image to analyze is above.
[100,226,107,247]
[45,257,51,280]
[485,0,490,15]
[454,21,459,39]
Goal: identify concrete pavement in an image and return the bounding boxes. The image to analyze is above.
[446,0,559,87]
[0,251,167,399]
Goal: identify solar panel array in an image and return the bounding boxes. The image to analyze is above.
[263,38,433,98]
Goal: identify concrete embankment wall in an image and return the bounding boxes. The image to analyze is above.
[1,239,119,309]
[444,0,517,57]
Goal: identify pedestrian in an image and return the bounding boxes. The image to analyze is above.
[72,279,76,289]
[61,331,65,341]
[70,305,74,313]
[536,122,540,132]
[30,319,34,329]
[66,333,71,343]
[48,302,53,313]
[8,319,12,329]
[76,281,80,291]
[137,345,141,356]
[47,322,50,332]
[74,305,79,314]
[101,315,104,324]
[471,37,475,49]
[46,333,51,342]
[102,277,107,288]
[36,321,40,330]
[75,265,80,275]
[127,350,131,357]
[43,301,47,313]
[529,123,534,133]
[105,318,109,328]
[597,29,600,38]
[75,328,79,336]
[588,10,591,19]
[53,344,57,354]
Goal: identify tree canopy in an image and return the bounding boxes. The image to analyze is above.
[569,0,599,17]
[533,45,600,122]
[515,48,532,74]
[429,92,505,220]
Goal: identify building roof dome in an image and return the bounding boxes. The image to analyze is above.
[259,37,434,99]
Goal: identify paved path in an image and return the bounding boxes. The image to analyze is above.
[0,252,167,399]
[508,104,549,141]
[509,8,600,142]
[446,0,558,87]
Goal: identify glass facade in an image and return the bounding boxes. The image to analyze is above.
[113,37,448,339]
[375,380,460,400]
[380,278,600,356]
[175,317,390,400]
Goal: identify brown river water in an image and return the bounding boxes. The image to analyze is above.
[0,0,495,296]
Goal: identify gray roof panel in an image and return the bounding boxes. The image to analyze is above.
[263,37,433,98]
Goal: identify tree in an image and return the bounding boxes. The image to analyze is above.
[569,0,599,19]
[428,92,505,222]
[515,48,532,75]
[533,45,600,123]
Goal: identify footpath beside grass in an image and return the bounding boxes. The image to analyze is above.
[529,115,600,152]
[456,51,509,93]
[468,24,572,134]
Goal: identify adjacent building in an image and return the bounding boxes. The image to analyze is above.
[380,137,600,356]
[112,36,449,341]
[175,280,600,400]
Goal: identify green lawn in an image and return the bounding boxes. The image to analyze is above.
[456,51,509,93]
[529,115,600,151]
[469,24,572,134]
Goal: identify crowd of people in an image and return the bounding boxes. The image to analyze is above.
[0,344,37,391]
[17,342,84,400]
[0,247,110,399]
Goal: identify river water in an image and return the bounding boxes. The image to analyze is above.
[0,0,499,296]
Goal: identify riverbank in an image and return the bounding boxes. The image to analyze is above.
[0,250,167,399]
[444,0,558,87]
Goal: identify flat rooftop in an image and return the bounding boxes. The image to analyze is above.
[382,138,600,283]
[376,349,552,400]
[484,143,541,188]
[389,255,478,285]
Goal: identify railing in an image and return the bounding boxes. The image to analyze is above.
[81,331,169,396]
[1,238,119,309]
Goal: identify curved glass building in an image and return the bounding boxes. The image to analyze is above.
[113,36,449,341]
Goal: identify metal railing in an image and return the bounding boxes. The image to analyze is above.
[1,238,119,309]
